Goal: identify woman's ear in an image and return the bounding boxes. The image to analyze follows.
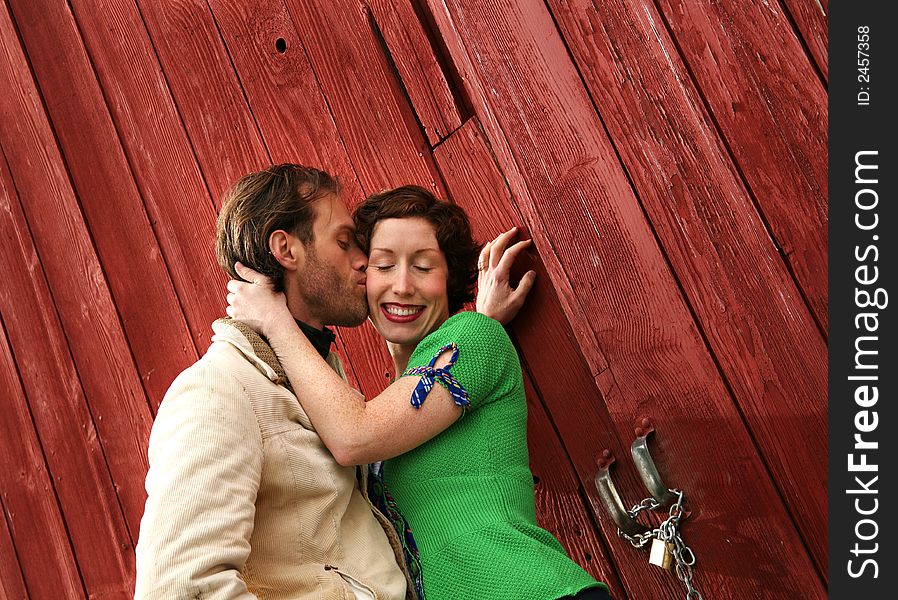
[269,230,305,272]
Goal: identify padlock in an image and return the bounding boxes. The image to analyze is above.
[648,537,674,570]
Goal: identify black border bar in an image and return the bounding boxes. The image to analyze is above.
[829,3,896,596]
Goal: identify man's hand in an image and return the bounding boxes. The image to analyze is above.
[226,262,294,339]
[476,227,537,325]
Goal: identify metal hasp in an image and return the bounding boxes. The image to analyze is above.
[631,418,679,507]
[593,450,650,537]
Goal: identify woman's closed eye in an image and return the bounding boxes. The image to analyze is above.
[371,264,395,271]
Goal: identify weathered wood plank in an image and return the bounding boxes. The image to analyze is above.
[8,0,196,408]
[0,319,84,600]
[0,149,130,596]
[0,497,31,600]
[424,1,823,596]
[656,0,828,331]
[434,119,617,461]
[546,0,827,573]
[135,0,271,199]
[207,0,364,200]
[0,1,151,548]
[282,0,443,193]
[68,0,229,362]
[205,0,474,398]
[434,118,627,596]
[368,0,466,145]
[782,0,828,80]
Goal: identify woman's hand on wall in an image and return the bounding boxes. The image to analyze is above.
[475,227,536,325]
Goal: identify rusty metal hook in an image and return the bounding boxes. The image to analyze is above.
[593,450,650,537]
[631,419,678,507]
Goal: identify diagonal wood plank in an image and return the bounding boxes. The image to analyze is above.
[546,0,827,573]
[422,1,824,596]
[782,0,827,81]
[135,0,271,200]
[368,0,466,145]
[655,0,828,331]
[0,317,84,600]
[7,0,196,408]
[0,495,31,600]
[385,1,611,379]
[282,0,444,193]
[68,0,230,363]
[0,146,132,597]
[0,1,151,546]
[522,373,623,598]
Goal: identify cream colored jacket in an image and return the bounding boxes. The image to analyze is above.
[135,319,412,600]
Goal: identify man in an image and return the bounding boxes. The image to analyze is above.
[134,164,532,599]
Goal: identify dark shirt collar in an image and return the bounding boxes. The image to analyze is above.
[295,319,336,359]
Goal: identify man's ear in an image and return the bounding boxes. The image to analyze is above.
[269,229,305,272]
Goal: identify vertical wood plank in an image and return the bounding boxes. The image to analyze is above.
[68,0,229,361]
[205,0,461,398]
[656,0,828,331]
[0,1,151,546]
[423,2,823,596]
[546,0,827,572]
[203,0,392,397]
[140,1,368,392]
[0,2,832,598]
[126,0,388,417]
[282,0,444,193]
[206,0,364,201]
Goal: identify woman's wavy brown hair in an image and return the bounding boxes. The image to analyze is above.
[354,186,481,314]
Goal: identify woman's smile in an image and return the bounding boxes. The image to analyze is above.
[381,302,425,322]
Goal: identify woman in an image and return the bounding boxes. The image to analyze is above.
[227,186,610,600]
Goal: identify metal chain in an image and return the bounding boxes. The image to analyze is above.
[616,489,704,600]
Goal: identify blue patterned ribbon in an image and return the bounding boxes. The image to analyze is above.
[403,343,470,410]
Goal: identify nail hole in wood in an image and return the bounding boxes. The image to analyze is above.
[275,38,287,53]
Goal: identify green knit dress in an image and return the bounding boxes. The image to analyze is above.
[384,312,607,600]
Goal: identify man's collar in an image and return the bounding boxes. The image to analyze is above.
[295,319,336,359]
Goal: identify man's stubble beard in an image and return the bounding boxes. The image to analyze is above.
[297,245,368,328]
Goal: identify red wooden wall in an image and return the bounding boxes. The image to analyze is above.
[0,1,827,598]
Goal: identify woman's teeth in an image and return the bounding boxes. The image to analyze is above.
[385,305,422,316]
